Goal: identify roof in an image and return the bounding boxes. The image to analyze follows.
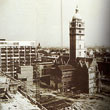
[38,62,54,65]
[58,65,75,71]
[0,40,36,46]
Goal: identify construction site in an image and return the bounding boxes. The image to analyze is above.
[0,1,110,110]
[0,69,110,110]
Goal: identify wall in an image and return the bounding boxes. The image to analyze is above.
[18,66,33,89]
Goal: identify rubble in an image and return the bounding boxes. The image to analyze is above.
[0,92,40,110]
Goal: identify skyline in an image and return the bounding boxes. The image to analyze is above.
[0,0,110,47]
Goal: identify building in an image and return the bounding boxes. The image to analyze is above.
[9,82,18,94]
[0,72,9,97]
[50,65,75,92]
[0,40,37,76]
[69,7,86,64]
[34,62,54,85]
[47,6,100,94]
[68,6,100,94]
[18,66,34,91]
[87,58,100,93]
[74,58,100,94]
[49,6,99,94]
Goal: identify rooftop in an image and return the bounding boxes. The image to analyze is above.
[0,40,36,47]
[58,65,75,71]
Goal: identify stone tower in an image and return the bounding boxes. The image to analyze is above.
[69,7,86,64]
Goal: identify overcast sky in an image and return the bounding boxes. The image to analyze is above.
[0,0,110,47]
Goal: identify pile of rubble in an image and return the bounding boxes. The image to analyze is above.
[70,94,110,110]
[0,92,40,110]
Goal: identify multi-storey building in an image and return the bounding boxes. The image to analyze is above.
[0,39,37,76]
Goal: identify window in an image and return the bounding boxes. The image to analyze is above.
[79,30,81,33]
[79,52,81,56]
[79,45,81,49]
[79,24,81,27]
[13,42,19,45]
[0,42,7,44]
[21,78,27,81]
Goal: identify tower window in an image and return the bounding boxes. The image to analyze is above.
[79,30,81,33]
[79,24,81,27]
[79,52,81,56]
[79,45,81,49]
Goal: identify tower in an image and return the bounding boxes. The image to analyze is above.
[69,6,85,64]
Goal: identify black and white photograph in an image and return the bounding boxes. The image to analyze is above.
[0,0,110,110]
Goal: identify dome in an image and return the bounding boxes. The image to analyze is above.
[72,7,82,20]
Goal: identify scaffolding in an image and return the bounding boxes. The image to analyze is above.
[35,64,41,101]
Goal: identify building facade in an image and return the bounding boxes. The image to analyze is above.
[70,7,86,63]
[0,72,9,97]
[34,62,54,86]
[0,40,37,76]
[50,65,75,92]
[68,6,100,94]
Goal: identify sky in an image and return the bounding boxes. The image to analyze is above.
[0,0,110,47]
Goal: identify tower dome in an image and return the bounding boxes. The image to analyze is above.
[72,6,82,20]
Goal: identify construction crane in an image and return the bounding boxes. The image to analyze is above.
[61,0,63,48]
[34,59,41,102]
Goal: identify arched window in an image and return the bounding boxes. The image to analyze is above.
[79,24,81,27]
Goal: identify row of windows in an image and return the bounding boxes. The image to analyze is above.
[0,46,35,49]
[70,30,84,35]
[70,22,84,27]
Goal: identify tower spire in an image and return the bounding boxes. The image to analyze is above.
[75,5,79,13]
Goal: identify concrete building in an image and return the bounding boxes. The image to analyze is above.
[9,82,18,94]
[34,62,54,85]
[0,39,37,76]
[75,58,100,94]
[69,7,86,64]
[0,72,9,97]
[87,59,100,93]
[18,66,34,91]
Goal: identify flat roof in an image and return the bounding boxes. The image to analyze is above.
[0,41,36,47]
[58,65,75,71]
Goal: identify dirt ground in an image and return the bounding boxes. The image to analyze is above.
[71,94,110,110]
